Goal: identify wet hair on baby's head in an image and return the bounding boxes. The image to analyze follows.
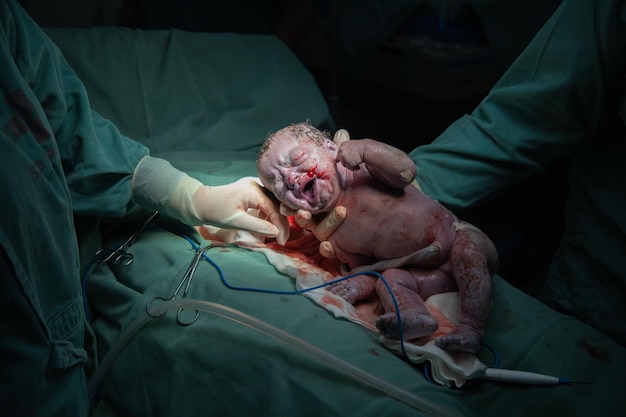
[259,120,331,161]
[285,120,330,144]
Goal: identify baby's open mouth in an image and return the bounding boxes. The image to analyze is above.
[302,177,315,202]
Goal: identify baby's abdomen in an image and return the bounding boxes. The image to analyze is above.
[330,217,431,268]
[332,195,456,268]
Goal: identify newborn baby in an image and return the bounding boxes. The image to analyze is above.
[257,122,498,354]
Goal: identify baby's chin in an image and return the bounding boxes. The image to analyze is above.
[284,198,332,216]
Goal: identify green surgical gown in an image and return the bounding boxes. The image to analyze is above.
[0,1,148,415]
[410,0,626,346]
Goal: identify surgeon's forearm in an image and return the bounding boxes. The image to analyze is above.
[131,156,204,225]
[410,0,622,210]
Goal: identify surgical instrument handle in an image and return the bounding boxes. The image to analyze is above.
[483,368,563,385]
[95,211,159,264]
[118,210,160,251]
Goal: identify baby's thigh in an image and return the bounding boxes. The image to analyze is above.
[409,268,457,299]
[381,268,456,300]
[450,223,498,275]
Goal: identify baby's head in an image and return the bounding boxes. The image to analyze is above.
[257,121,342,214]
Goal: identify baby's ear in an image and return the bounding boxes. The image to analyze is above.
[325,139,338,156]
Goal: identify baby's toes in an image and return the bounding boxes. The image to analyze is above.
[376,313,402,339]
[328,281,356,304]
[435,325,482,354]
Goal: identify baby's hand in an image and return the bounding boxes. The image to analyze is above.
[333,128,362,171]
[337,132,416,189]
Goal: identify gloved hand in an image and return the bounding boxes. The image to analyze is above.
[280,204,346,258]
[332,128,351,146]
[132,156,289,244]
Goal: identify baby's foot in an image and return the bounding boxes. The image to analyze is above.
[376,311,438,340]
[328,276,376,304]
[328,280,359,304]
[435,323,482,354]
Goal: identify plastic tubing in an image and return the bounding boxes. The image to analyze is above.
[88,298,457,417]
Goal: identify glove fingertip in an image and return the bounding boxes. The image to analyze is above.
[334,129,350,144]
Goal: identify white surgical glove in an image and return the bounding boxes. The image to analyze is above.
[132,156,289,244]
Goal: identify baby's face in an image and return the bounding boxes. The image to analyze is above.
[258,134,340,214]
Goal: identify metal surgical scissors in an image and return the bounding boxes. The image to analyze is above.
[95,211,160,266]
[146,244,211,326]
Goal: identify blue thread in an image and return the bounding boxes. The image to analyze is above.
[423,362,435,384]
[180,234,409,358]
[481,340,499,368]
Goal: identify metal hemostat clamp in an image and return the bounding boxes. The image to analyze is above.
[95,211,160,266]
[146,244,211,326]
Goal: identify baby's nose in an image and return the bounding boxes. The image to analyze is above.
[286,173,299,189]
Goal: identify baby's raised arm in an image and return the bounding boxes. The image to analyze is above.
[337,139,416,189]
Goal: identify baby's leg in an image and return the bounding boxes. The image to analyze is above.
[375,268,455,340]
[349,244,441,275]
[435,224,497,354]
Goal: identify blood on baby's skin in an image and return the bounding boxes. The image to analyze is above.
[317,170,330,179]
[307,165,331,180]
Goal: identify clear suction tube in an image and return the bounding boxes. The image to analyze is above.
[89,298,457,417]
